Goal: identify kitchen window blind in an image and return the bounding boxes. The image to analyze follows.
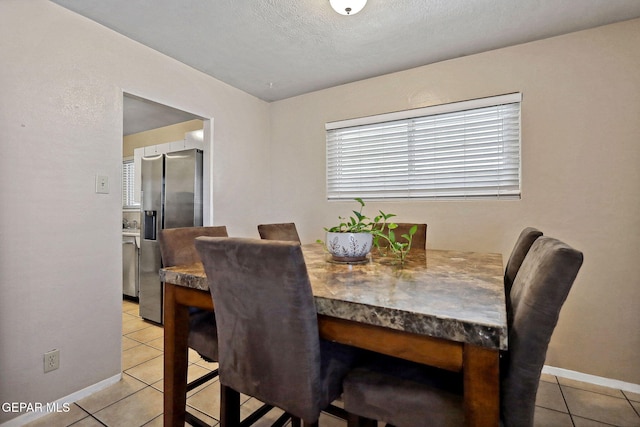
[325,93,521,200]
[122,159,139,208]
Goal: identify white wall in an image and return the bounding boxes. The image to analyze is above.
[0,1,270,423]
[269,19,640,384]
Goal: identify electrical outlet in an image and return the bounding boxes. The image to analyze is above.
[44,349,60,373]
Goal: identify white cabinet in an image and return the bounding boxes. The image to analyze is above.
[143,142,173,156]
[185,130,204,150]
[143,145,156,156]
[170,139,187,152]
[169,131,203,151]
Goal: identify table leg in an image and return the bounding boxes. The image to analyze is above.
[164,284,190,426]
[463,343,500,426]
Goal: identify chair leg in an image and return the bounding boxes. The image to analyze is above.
[220,384,240,427]
[347,412,377,427]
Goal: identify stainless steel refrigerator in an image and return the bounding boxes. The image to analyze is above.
[139,149,203,323]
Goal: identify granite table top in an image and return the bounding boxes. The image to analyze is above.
[160,243,507,350]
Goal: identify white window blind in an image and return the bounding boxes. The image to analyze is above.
[325,93,521,200]
[122,159,139,208]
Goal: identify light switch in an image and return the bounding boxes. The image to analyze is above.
[95,175,109,194]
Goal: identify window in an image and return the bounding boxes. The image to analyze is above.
[122,159,139,208]
[325,93,521,200]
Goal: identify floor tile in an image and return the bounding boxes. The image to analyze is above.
[558,377,626,398]
[185,406,217,426]
[146,336,164,351]
[123,311,137,323]
[93,386,163,426]
[122,335,141,351]
[122,300,139,314]
[125,355,164,385]
[240,397,287,427]
[141,414,164,426]
[562,386,640,426]
[572,415,621,426]
[122,316,153,335]
[318,411,348,427]
[144,362,217,394]
[534,407,573,426]
[625,390,640,403]
[186,381,225,419]
[536,380,568,413]
[186,364,218,388]
[67,415,106,426]
[540,373,559,384]
[126,324,164,344]
[194,357,219,371]
[122,343,163,370]
[188,348,207,363]
[22,403,90,427]
[632,401,640,416]
[75,373,147,414]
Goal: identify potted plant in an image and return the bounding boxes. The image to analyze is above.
[321,198,417,263]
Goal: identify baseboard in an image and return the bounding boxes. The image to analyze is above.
[0,373,122,427]
[543,365,640,394]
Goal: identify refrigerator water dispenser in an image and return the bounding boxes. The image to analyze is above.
[144,210,157,240]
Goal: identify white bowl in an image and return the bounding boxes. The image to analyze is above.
[325,232,373,262]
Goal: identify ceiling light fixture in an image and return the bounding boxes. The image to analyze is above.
[330,0,367,15]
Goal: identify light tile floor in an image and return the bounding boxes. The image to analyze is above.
[25,299,640,427]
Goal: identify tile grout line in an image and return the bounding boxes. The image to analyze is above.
[556,376,577,427]
[623,393,640,418]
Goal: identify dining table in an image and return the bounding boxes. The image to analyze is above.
[161,243,507,427]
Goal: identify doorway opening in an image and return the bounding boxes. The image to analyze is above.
[121,91,213,318]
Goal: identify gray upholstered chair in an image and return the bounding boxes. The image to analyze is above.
[257,222,301,243]
[504,227,543,326]
[504,227,543,295]
[342,236,583,427]
[375,223,427,250]
[158,226,228,390]
[195,237,357,427]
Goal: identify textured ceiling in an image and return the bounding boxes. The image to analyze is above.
[51,0,640,102]
[50,0,640,135]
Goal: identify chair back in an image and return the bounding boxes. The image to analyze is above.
[504,227,543,294]
[159,226,228,363]
[159,226,228,267]
[257,222,301,243]
[195,237,323,422]
[501,236,583,427]
[375,223,427,250]
[504,227,543,325]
